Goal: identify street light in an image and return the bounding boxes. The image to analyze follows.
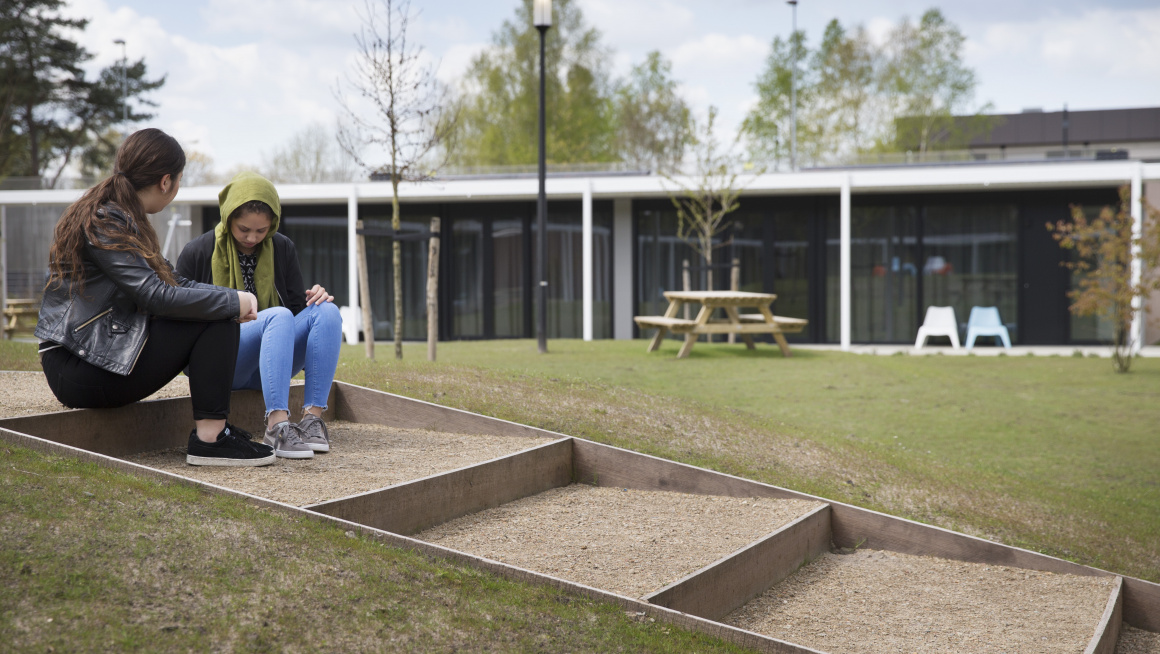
[113,39,127,123]
[786,1,797,171]
[534,0,551,354]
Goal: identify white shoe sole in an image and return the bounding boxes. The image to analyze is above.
[270,446,313,459]
[186,453,275,467]
[305,442,330,452]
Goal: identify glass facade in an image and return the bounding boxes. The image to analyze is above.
[192,185,1119,346]
[923,204,1019,343]
[531,202,614,339]
[636,199,820,342]
[827,200,1019,344]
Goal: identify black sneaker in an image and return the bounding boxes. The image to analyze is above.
[225,423,274,455]
[186,427,276,467]
[227,422,255,440]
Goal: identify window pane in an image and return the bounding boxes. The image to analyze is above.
[923,204,1019,343]
[451,218,484,338]
[493,218,524,337]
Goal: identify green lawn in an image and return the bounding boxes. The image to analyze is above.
[3,336,1159,650]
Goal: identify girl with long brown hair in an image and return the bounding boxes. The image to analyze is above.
[36,128,274,466]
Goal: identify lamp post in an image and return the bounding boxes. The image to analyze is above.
[113,39,127,123]
[534,0,551,354]
[786,0,797,171]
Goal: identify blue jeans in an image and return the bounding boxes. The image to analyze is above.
[233,302,342,415]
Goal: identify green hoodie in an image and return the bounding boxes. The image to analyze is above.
[213,171,282,311]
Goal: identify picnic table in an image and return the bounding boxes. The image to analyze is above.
[633,290,808,359]
[3,299,39,339]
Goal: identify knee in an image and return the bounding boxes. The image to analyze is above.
[266,306,294,326]
[316,302,341,324]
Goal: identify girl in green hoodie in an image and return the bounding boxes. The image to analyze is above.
[177,172,342,460]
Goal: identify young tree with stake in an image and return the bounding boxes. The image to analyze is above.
[336,0,455,360]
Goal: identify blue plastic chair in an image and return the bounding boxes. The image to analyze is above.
[965,306,1012,350]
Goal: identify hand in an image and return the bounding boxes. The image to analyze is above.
[305,284,334,306]
[237,291,258,323]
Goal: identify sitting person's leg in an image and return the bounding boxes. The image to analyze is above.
[237,307,313,459]
[40,317,272,466]
[291,301,342,451]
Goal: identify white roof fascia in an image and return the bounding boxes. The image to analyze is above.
[2,161,1158,208]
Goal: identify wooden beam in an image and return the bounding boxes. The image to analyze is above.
[1084,577,1123,654]
[333,381,563,440]
[645,504,831,621]
[305,438,573,535]
[0,387,331,457]
[572,438,807,499]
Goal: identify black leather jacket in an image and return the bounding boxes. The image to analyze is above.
[35,205,240,376]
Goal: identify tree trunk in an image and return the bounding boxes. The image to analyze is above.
[728,257,740,344]
[427,217,440,362]
[392,180,403,360]
[355,220,374,359]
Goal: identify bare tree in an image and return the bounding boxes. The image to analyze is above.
[263,123,356,184]
[663,107,754,290]
[336,0,455,360]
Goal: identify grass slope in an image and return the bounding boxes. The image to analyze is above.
[0,445,748,653]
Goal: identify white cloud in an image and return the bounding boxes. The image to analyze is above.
[201,0,358,44]
[968,8,1160,76]
[965,7,1160,111]
[579,0,697,47]
[60,0,354,172]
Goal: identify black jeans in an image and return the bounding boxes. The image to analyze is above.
[41,318,239,421]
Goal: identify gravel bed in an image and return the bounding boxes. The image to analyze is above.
[417,484,823,598]
[126,420,558,506]
[1119,625,1160,653]
[0,371,191,417]
[725,548,1117,654]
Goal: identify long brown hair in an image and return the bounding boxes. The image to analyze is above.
[47,128,185,293]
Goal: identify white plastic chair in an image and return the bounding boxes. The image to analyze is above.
[914,306,960,349]
[965,306,1012,350]
[339,305,362,345]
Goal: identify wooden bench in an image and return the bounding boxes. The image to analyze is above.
[3,299,40,339]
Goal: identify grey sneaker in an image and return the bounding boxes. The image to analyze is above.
[263,421,314,459]
[298,414,331,453]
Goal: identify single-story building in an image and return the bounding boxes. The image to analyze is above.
[3,158,1159,349]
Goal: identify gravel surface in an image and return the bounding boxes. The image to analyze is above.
[126,420,558,506]
[0,371,191,417]
[725,548,1117,654]
[1119,625,1160,653]
[417,484,823,599]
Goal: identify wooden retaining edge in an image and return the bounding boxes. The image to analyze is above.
[333,380,565,440]
[6,380,1160,635]
[1084,576,1123,654]
[644,504,832,622]
[570,434,1160,632]
[0,385,335,457]
[0,423,824,654]
[304,438,573,535]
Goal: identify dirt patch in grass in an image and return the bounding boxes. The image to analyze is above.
[126,420,558,506]
[417,484,823,598]
[725,548,1115,654]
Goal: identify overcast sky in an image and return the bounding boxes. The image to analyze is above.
[61,0,1160,174]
